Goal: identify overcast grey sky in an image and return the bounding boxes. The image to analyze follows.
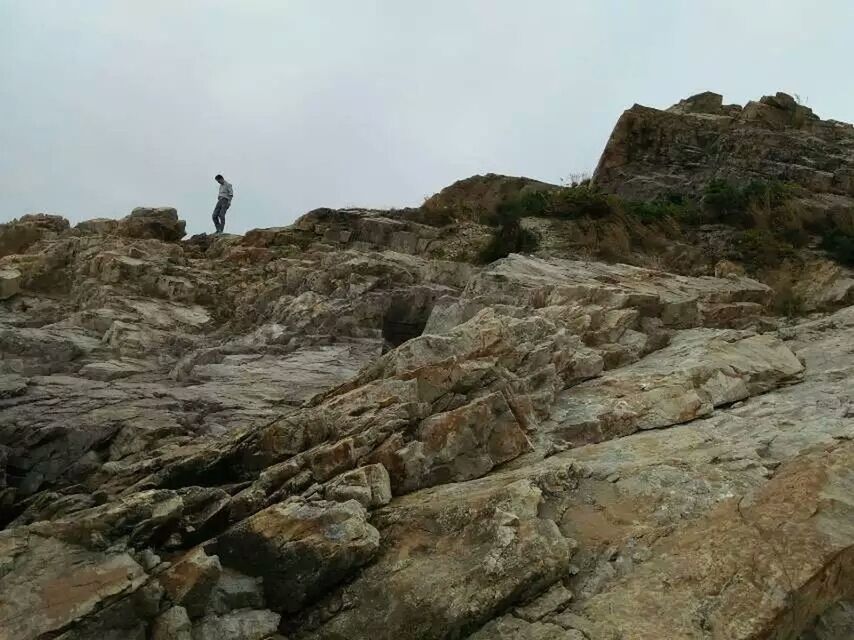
[2,1,852,234]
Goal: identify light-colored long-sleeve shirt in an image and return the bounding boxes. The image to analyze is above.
[218,180,233,201]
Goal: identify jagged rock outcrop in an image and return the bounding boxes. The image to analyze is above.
[422,173,558,223]
[2,94,854,639]
[593,90,854,202]
[0,214,69,258]
[117,207,187,242]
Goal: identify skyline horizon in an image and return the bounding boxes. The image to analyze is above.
[4,87,844,236]
[3,2,852,235]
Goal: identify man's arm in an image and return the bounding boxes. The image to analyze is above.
[225,182,234,199]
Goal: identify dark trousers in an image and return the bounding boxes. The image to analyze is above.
[212,197,231,233]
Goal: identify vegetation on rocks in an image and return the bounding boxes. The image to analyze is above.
[484,184,616,225]
[702,178,800,225]
[624,192,698,222]
[821,230,854,266]
[733,228,799,268]
[474,173,854,293]
[477,217,539,264]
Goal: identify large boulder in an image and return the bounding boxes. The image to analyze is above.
[0,530,151,640]
[189,609,280,640]
[374,391,532,493]
[324,463,392,508]
[117,207,186,241]
[301,475,576,640]
[216,499,380,613]
[151,606,192,640]
[75,217,120,235]
[158,548,222,618]
[0,268,21,299]
[545,328,804,447]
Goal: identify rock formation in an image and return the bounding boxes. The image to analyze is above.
[1,93,854,639]
[593,90,854,202]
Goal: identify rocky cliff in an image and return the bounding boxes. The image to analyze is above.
[2,94,854,640]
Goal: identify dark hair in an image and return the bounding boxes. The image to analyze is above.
[215,174,223,180]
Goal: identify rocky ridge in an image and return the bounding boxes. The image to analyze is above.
[1,93,854,640]
[593,90,854,201]
[421,93,854,315]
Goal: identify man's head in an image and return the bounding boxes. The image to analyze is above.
[215,174,224,184]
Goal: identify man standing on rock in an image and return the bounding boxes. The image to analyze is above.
[212,174,233,234]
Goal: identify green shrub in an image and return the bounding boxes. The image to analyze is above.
[779,225,810,248]
[742,179,797,209]
[491,190,549,226]
[478,220,539,264]
[626,193,697,222]
[773,287,806,317]
[821,231,854,266]
[703,179,747,222]
[487,185,614,226]
[734,229,797,269]
[487,179,804,237]
[547,185,614,219]
[703,179,799,225]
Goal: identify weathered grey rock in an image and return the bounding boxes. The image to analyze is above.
[574,441,854,639]
[298,304,854,639]
[0,323,97,375]
[458,254,772,329]
[50,588,155,640]
[468,616,584,640]
[290,207,448,256]
[75,217,120,235]
[514,582,574,621]
[78,359,152,381]
[0,268,20,299]
[0,373,27,398]
[190,609,280,640]
[152,606,193,640]
[8,491,97,527]
[207,568,265,615]
[324,463,392,508]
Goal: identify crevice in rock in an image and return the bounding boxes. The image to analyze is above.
[381,294,435,350]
